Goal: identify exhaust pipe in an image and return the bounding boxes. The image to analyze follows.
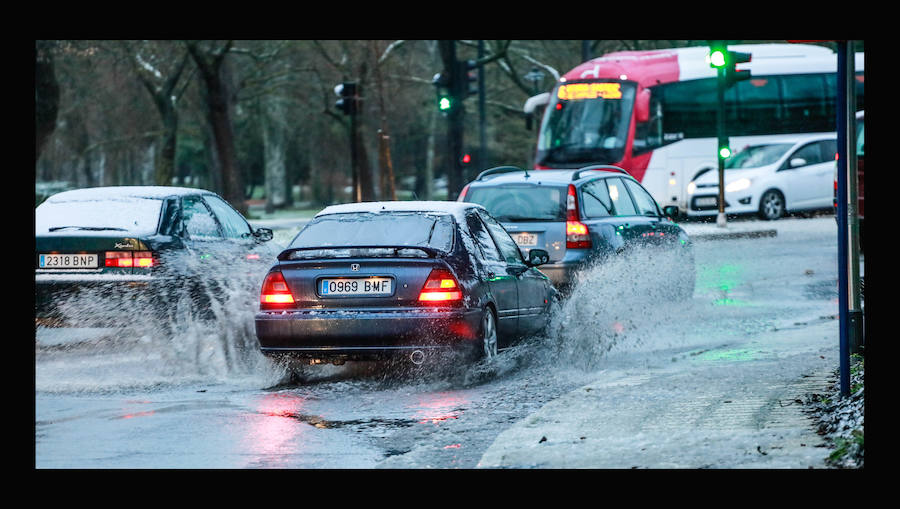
[409,350,426,366]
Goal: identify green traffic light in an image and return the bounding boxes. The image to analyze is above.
[439,96,452,111]
[719,146,732,159]
[708,49,726,68]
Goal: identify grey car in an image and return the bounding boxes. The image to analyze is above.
[459,165,694,296]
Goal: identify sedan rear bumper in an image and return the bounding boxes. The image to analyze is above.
[35,273,160,323]
[255,307,482,360]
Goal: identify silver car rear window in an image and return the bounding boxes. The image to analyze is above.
[466,185,566,221]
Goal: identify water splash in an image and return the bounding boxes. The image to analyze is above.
[35,246,284,393]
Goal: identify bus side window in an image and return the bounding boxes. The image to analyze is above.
[781,74,829,132]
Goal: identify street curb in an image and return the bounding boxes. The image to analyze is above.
[690,229,777,241]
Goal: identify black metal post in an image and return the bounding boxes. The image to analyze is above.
[836,41,850,398]
[478,40,487,173]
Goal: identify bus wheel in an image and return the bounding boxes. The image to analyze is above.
[758,190,785,220]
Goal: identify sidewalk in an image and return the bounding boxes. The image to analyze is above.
[476,318,839,469]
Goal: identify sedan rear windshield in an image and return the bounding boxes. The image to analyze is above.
[290,212,455,252]
[466,185,565,221]
[35,198,163,235]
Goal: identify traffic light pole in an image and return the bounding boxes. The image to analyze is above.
[716,66,727,228]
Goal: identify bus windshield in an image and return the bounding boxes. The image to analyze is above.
[724,143,793,169]
[536,81,636,167]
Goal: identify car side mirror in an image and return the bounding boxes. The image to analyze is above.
[662,205,679,219]
[526,248,550,266]
[635,88,651,123]
[254,227,274,242]
[789,157,807,168]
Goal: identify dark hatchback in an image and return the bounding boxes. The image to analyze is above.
[459,165,694,297]
[254,201,557,367]
[35,186,276,327]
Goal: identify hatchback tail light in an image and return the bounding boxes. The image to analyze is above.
[566,184,592,249]
[260,271,295,308]
[105,251,156,268]
[418,268,462,303]
[566,221,591,249]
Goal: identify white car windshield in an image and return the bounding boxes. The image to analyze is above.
[724,143,793,169]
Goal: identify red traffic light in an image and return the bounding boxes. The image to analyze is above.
[462,154,471,164]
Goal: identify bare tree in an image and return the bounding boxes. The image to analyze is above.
[122,41,193,186]
[185,40,246,214]
[36,41,60,162]
[312,40,376,202]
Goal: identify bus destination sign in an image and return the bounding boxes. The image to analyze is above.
[557,82,622,101]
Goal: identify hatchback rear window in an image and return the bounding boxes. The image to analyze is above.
[466,185,565,221]
[290,212,455,252]
[35,198,163,235]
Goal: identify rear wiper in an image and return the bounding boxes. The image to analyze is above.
[48,226,128,232]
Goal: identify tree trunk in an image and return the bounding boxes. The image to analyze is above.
[371,41,397,201]
[186,41,246,214]
[262,95,287,213]
[156,110,177,186]
[35,41,59,163]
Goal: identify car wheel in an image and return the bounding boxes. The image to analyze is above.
[758,189,785,220]
[480,307,498,360]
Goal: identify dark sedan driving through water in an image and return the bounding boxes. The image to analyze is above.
[35,186,276,328]
[254,201,557,368]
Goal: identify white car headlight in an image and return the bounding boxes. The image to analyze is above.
[725,177,752,193]
[687,182,697,195]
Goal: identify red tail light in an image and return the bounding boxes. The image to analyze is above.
[260,271,294,308]
[566,184,591,249]
[105,251,155,268]
[419,268,462,303]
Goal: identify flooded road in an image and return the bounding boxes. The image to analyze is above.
[35,217,848,468]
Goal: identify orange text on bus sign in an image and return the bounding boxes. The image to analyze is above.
[557,82,623,101]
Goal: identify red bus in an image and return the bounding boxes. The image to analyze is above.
[526,43,865,214]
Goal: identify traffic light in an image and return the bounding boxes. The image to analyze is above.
[432,71,453,113]
[707,41,727,69]
[334,82,357,115]
[707,43,752,89]
[725,50,752,87]
[718,134,731,160]
[454,59,478,99]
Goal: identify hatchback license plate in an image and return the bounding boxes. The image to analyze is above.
[39,253,98,269]
[513,232,537,247]
[319,277,393,297]
[695,197,717,207]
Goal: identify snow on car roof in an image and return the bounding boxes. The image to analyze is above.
[316,201,483,219]
[36,186,214,236]
[43,186,212,203]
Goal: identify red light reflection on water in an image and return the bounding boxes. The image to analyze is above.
[243,392,307,467]
[119,400,155,420]
[412,392,468,425]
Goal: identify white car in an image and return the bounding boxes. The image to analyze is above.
[685,134,838,220]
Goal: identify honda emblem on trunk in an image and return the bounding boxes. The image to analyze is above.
[350,263,360,271]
